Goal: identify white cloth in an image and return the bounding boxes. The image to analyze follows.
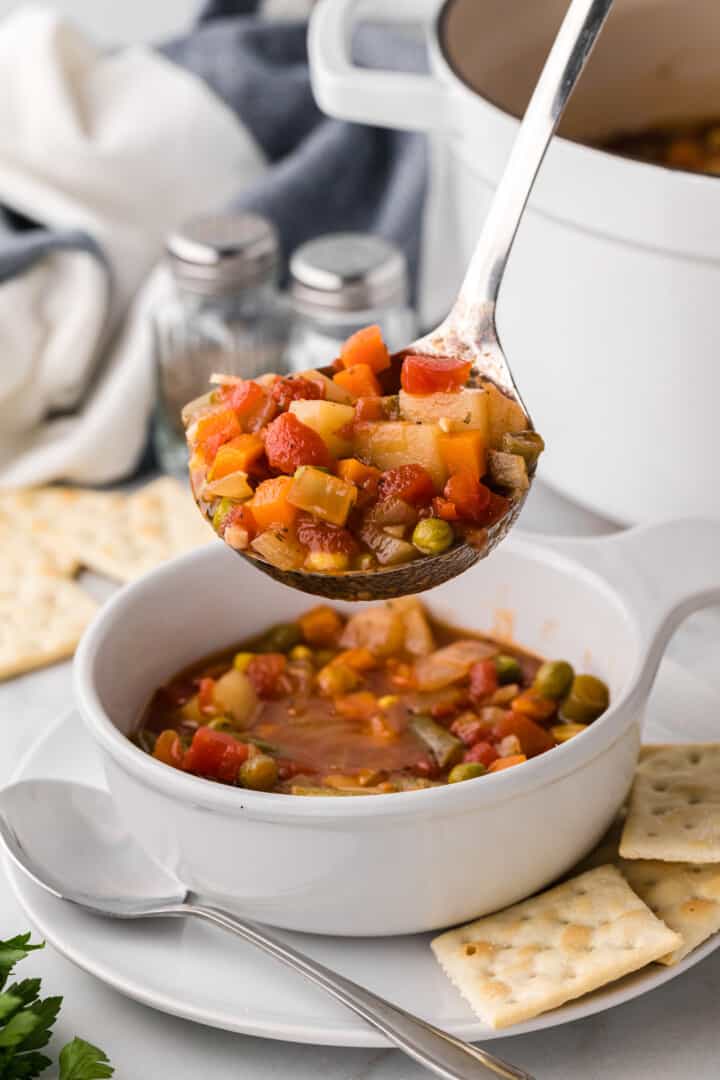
[0,6,266,486]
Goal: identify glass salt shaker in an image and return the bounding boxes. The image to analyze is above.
[285,233,417,372]
[153,212,289,476]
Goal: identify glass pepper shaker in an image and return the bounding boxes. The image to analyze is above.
[285,233,417,372]
[153,212,289,476]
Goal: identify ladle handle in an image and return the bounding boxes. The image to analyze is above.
[457,0,614,313]
[173,903,534,1080]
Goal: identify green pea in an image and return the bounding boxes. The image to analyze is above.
[500,430,545,468]
[412,518,454,556]
[448,762,487,783]
[259,622,302,653]
[212,497,236,532]
[534,660,575,700]
[238,754,279,791]
[560,674,610,722]
[495,655,522,685]
[207,716,234,731]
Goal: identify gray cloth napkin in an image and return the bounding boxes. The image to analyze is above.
[162,1,428,297]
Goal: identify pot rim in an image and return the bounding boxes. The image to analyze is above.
[74,535,642,824]
[429,0,720,261]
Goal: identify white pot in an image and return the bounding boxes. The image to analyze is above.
[309,0,720,525]
[75,520,720,936]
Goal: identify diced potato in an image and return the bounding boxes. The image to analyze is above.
[289,400,355,457]
[398,388,488,435]
[414,640,499,691]
[213,668,258,726]
[483,382,528,449]
[251,529,306,570]
[487,450,529,492]
[388,598,435,656]
[304,551,350,572]
[288,467,357,526]
[340,605,406,657]
[203,470,253,500]
[180,694,204,724]
[353,421,448,490]
[294,369,354,405]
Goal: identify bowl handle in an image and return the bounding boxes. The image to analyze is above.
[541,519,720,696]
[308,0,453,132]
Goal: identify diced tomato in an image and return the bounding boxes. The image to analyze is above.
[400,354,472,395]
[511,690,558,724]
[209,433,265,479]
[378,465,435,505]
[412,756,441,779]
[451,715,491,745]
[492,712,555,757]
[480,491,512,527]
[152,729,185,769]
[340,324,390,373]
[469,659,499,702]
[463,740,499,767]
[247,653,287,698]
[296,517,357,554]
[195,409,242,465]
[183,726,249,783]
[298,605,344,647]
[197,677,216,716]
[271,376,324,411]
[443,469,492,523]
[432,496,459,522]
[488,753,527,773]
[263,412,331,474]
[354,397,385,422]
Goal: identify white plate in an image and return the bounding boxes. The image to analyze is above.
[6,658,720,1047]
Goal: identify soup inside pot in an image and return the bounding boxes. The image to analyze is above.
[439,0,720,144]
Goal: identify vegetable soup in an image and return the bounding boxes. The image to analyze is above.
[134,599,609,795]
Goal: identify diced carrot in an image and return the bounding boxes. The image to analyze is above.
[354,397,385,422]
[336,458,381,486]
[195,409,242,464]
[488,754,527,773]
[298,605,344,647]
[197,677,216,715]
[250,476,297,530]
[334,691,378,721]
[209,434,265,479]
[511,690,558,723]
[438,431,487,479]
[333,363,382,400]
[339,324,390,373]
[332,648,376,672]
[492,713,555,757]
[152,730,185,769]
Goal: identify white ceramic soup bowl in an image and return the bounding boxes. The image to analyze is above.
[75,520,720,936]
[310,0,720,525]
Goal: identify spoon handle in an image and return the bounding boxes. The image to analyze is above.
[175,903,534,1080]
[456,0,614,312]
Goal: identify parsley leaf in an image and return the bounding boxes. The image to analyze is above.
[58,1039,114,1080]
[0,935,113,1079]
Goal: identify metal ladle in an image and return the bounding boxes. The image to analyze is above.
[199,0,615,600]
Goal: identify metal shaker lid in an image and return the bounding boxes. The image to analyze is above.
[167,213,279,294]
[290,232,408,312]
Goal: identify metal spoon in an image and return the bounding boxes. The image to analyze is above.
[0,779,532,1080]
[194,0,615,600]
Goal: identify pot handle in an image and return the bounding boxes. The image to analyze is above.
[308,0,454,133]
[540,519,720,696]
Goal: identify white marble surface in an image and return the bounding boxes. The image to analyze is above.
[1,480,719,1078]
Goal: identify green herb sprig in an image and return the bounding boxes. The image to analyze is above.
[0,933,114,1079]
